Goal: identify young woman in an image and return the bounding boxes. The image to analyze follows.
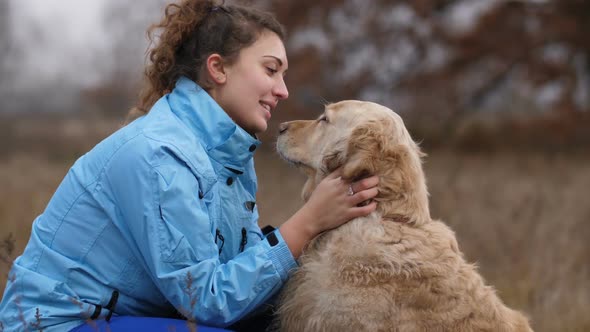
[0,1,378,331]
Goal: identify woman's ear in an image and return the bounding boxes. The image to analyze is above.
[206,54,227,84]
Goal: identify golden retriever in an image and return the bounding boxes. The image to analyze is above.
[273,100,533,332]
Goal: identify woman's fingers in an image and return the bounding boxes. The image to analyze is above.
[350,187,379,206]
[348,201,378,219]
[347,175,379,206]
[319,171,380,211]
[350,176,379,194]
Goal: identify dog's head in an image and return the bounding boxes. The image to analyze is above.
[276,100,430,226]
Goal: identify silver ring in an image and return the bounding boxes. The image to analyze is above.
[347,185,354,196]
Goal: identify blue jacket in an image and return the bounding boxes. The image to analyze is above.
[0,77,297,331]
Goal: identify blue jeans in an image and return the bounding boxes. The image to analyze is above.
[70,316,232,332]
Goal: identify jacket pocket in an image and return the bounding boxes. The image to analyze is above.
[157,214,187,263]
[156,205,216,263]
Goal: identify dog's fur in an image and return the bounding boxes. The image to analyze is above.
[274,100,533,332]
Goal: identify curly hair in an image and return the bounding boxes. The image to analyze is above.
[130,0,285,119]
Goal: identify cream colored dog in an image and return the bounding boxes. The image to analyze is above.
[274,100,533,332]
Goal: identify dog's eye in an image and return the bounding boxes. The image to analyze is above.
[318,115,329,123]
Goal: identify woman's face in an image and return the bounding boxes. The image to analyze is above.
[213,31,289,135]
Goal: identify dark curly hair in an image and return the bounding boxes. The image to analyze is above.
[130,0,285,119]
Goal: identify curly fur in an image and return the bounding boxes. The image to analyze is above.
[274,100,533,332]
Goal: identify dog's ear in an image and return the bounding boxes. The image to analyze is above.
[341,120,386,181]
[342,120,431,226]
[321,149,345,175]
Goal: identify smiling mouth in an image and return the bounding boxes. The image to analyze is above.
[259,102,272,111]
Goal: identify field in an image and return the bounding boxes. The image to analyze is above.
[1,116,589,332]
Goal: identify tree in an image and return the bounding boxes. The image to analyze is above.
[81,0,168,117]
[0,0,12,110]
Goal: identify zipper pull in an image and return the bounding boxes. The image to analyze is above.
[239,227,248,253]
[215,228,225,255]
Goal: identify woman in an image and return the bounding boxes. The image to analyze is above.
[0,1,379,331]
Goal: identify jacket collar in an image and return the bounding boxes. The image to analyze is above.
[167,77,261,170]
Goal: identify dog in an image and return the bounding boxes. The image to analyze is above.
[273,100,533,332]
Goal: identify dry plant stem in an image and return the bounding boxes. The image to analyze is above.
[183,272,198,332]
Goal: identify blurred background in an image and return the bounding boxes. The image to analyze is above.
[0,0,589,331]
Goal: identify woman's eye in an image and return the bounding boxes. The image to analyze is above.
[266,67,278,75]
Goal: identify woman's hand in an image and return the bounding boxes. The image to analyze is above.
[280,170,379,258]
[301,171,379,235]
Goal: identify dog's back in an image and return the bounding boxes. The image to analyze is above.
[275,214,532,332]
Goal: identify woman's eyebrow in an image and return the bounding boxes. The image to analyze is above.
[263,55,284,67]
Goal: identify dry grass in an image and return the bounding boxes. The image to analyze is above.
[257,148,590,332]
[0,117,589,332]
[424,151,590,332]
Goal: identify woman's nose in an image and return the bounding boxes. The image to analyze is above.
[273,77,289,100]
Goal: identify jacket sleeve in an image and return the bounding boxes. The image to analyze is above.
[106,145,297,327]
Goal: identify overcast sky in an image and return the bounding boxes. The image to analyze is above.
[9,0,114,87]
[7,0,171,91]
[0,0,173,112]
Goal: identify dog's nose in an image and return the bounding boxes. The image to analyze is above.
[279,122,289,135]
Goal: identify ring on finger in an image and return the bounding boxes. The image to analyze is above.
[347,185,354,196]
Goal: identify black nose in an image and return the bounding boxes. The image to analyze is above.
[279,122,289,134]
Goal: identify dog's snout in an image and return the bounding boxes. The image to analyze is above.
[279,122,289,135]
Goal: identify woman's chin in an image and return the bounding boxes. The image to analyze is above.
[243,121,268,135]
